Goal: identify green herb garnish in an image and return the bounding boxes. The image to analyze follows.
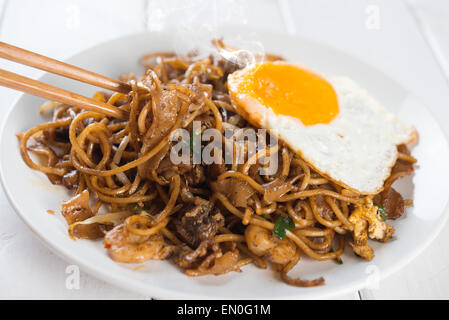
[330,248,343,265]
[261,215,272,222]
[273,216,295,240]
[132,205,142,212]
[189,130,195,151]
[376,204,387,221]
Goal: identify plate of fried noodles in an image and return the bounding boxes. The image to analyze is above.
[1,27,449,299]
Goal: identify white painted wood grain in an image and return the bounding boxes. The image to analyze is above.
[1,0,449,300]
[358,0,449,300]
[0,190,148,299]
[407,0,449,83]
[0,0,147,117]
[1,0,146,55]
[0,0,146,81]
[0,0,6,27]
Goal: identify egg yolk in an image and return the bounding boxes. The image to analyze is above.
[234,62,339,125]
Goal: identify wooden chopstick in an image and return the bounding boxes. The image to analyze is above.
[0,41,131,93]
[0,69,128,119]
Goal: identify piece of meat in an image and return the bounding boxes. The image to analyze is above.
[145,90,182,149]
[381,187,405,220]
[186,249,241,276]
[207,162,226,180]
[347,204,395,260]
[61,190,103,240]
[52,127,70,143]
[210,178,255,208]
[138,87,183,179]
[62,190,92,224]
[61,170,79,190]
[183,164,206,186]
[173,240,215,269]
[143,144,171,180]
[41,127,70,144]
[350,205,394,242]
[156,153,175,174]
[157,153,206,186]
[173,197,223,248]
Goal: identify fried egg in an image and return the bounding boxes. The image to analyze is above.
[228,61,416,194]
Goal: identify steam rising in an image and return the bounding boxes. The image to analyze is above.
[146,0,265,66]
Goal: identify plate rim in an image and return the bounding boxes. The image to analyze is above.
[1,27,449,299]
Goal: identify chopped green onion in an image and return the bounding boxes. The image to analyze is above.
[375,204,387,221]
[189,130,195,151]
[330,248,343,264]
[273,216,295,240]
[261,215,272,222]
[132,205,142,212]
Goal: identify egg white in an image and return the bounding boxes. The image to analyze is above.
[228,70,416,194]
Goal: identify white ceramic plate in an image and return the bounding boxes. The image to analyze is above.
[1,28,449,299]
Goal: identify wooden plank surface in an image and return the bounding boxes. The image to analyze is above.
[408,0,449,82]
[360,0,449,299]
[1,0,449,300]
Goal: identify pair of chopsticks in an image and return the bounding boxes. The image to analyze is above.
[0,42,131,119]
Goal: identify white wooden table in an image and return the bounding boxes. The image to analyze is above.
[1,0,448,300]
